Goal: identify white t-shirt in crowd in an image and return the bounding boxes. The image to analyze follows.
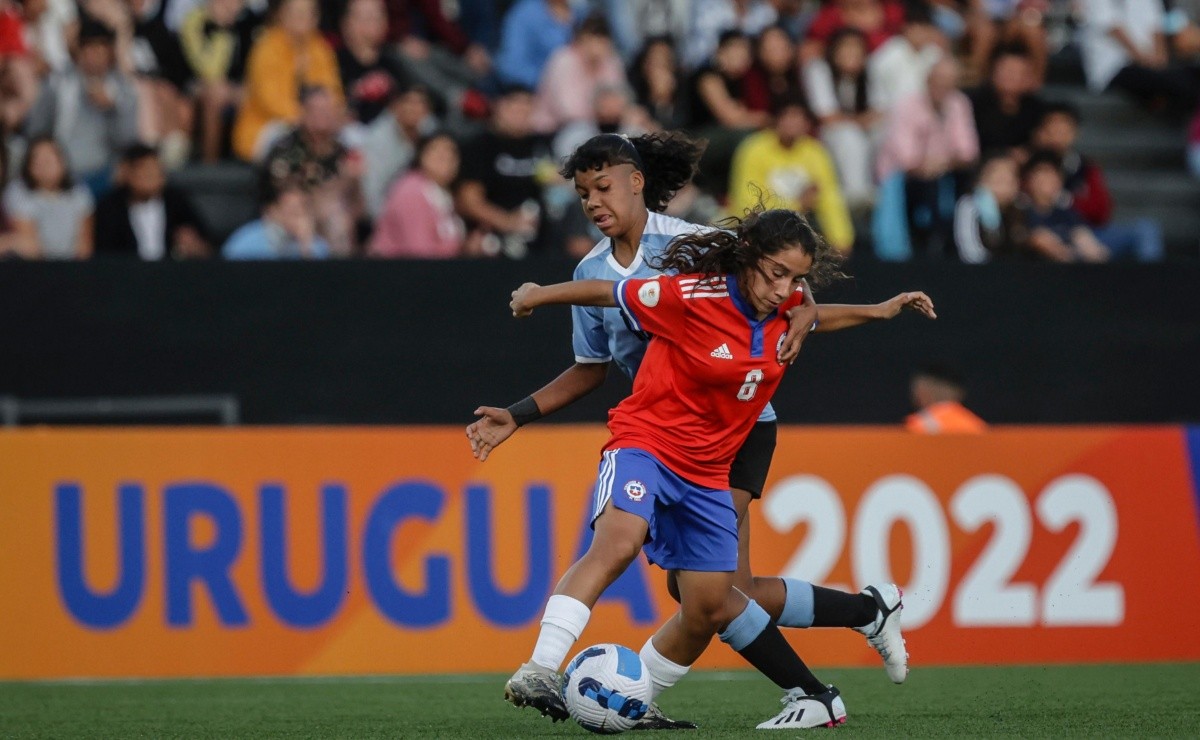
[866,36,943,113]
[3,180,93,259]
[1079,0,1166,91]
[130,199,167,261]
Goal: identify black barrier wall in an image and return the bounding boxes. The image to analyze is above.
[1,260,1197,424]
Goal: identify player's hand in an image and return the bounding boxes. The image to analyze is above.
[465,406,518,461]
[510,282,540,317]
[780,297,819,365]
[879,291,937,320]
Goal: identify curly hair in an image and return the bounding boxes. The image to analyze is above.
[558,131,706,212]
[650,208,846,289]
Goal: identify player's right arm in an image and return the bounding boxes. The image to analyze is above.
[509,280,617,316]
[468,270,623,461]
[467,362,609,462]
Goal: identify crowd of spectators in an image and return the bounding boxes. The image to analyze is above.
[0,0,1192,262]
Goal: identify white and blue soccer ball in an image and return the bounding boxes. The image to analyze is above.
[562,643,653,734]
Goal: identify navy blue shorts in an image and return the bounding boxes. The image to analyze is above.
[590,448,738,572]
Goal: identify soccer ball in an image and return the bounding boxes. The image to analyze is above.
[562,643,653,734]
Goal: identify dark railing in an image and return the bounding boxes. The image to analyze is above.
[1,259,1196,425]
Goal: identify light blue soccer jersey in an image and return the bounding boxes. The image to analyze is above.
[570,211,777,423]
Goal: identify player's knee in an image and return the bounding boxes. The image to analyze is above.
[680,610,723,639]
[681,594,730,637]
[583,533,641,577]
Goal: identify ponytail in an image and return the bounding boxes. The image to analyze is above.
[559,131,706,212]
[629,132,706,211]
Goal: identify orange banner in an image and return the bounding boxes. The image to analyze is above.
[1,426,1199,679]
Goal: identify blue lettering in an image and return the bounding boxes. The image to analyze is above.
[574,501,657,624]
[260,483,348,628]
[164,483,248,627]
[54,482,145,629]
[362,481,450,628]
[466,484,552,627]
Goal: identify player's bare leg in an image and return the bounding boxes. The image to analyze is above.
[554,504,648,604]
[505,503,646,720]
[506,501,695,728]
[648,573,847,730]
[731,488,786,615]
[665,487,908,683]
[651,570,741,668]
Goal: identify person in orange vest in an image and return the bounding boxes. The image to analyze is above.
[905,364,987,434]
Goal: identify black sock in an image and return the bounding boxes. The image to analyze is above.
[811,586,877,628]
[736,622,825,695]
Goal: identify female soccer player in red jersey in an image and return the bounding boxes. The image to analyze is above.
[470,133,934,727]
[499,209,935,730]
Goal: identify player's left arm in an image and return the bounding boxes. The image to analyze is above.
[510,280,617,316]
[513,276,688,341]
[814,292,937,332]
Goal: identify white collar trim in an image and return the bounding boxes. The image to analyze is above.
[606,239,645,277]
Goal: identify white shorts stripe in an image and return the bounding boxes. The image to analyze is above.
[591,453,606,519]
[603,450,619,510]
[594,449,618,518]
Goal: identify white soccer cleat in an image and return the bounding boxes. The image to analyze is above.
[756,686,847,730]
[853,583,908,683]
[503,661,569,722]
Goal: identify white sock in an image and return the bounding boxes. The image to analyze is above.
[639,638,690,700]
[529,594,591,671]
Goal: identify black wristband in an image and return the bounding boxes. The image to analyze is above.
[507,396,543,427]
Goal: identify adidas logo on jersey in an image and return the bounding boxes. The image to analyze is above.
[710,343,733,360]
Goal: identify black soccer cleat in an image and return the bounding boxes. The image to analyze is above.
[631,701,699,730]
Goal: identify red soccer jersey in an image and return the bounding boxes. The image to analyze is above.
[605,273,805,490]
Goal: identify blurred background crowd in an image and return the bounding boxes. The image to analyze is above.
[0,0,1196,262]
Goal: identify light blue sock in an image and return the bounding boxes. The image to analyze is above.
[777,578,815,628]
[718,599,771,651]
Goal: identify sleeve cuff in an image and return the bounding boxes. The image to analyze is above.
[613,279,644,333]
[575,355,612,364]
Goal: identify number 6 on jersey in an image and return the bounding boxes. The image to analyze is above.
[737,369,765,401]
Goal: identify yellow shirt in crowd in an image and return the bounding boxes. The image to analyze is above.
[232,27,343,161]
[728,131,854,252]
[179,9,237,83]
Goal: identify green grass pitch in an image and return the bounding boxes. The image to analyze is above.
[2,663,1198,738]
